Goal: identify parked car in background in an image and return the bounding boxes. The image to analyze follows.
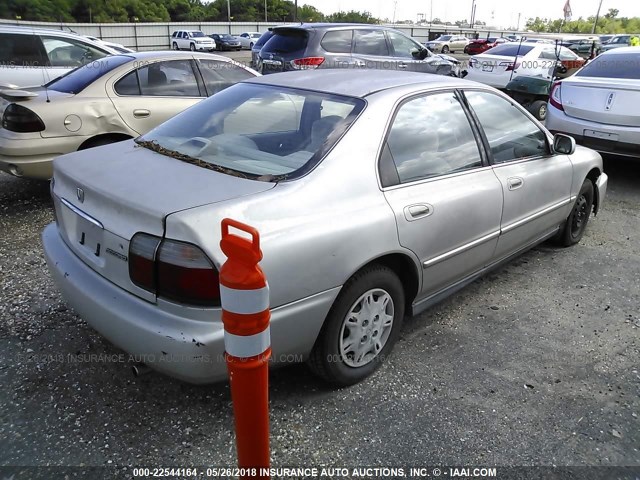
[42,70,607,386]
[251,30,274,68]
[598,34,615,44]
[258,24,462,77]
[425,34,469,53]
[0,51,258,180]
[0,26,118,88]
[465,37,509,55]
[84,35,135,53]
[170,30,215,51]
[466,43,579,89]
[210,33,242,51]
[546,47,640,158]
[505,34,522,42]
[601,35,631,51]
[561,37,601,56]
[238,32,263,49]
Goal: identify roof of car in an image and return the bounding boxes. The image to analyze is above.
[245,70,478,98]
[120,51,235,62]
[272,23,394,31]
[600,46,640,55]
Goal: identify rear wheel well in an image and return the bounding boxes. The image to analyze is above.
[586,167,601,215]
[78,133,133,151]
[361,253,419,316]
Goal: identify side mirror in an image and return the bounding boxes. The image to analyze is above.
[553,133,576,155]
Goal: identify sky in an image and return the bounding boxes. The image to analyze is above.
[301,0,640,29]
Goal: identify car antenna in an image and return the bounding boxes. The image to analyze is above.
[509,37,524,82]
[31,24,51,102]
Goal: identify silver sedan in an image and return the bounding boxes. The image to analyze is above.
[43,70,608,386]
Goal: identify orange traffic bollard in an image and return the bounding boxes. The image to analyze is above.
[220,218,271,480]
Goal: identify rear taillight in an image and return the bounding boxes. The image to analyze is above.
[549,81,564,111]
[291,56,325,69]
[500,61,520,71]
[1,104,45,132]
[129,233,220,306]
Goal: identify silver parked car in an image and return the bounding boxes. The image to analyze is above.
[546,47,640,158]
[43,71,608,386]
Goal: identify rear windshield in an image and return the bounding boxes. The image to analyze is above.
[47,55,133,94]
[262,29,309,54]
[484,44,534,56]
[138,83,365,180]
[576,52,640,79]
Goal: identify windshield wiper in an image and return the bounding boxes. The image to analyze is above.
[134,138,251,180]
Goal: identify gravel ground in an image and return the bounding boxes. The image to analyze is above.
[0,156,639,479]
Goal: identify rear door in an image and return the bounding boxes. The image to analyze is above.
[381,90,504,297]
[350,29,396,71]
[463,90,573,260]
[107,58,205,135]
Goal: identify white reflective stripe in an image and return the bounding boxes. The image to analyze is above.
[224,327,271,358]
[220,284,269,314]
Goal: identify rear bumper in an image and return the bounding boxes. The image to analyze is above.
[546,104,640,158]
[42,223,338,384]
[0,133,85,179]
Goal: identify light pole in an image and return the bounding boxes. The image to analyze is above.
[470,0,477,28]
[227,0,231,22]
[264,0,267,22]
[591,0,604,33]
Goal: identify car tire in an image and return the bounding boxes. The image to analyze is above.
[555,179,594,247]
[528,100,548,121]
[190,43,196,51]
[172,42,179,50]
[307,264,405,386]
[442,45,450,53]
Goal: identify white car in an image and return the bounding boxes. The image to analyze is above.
[84,35,135,53]
[170,30,216,51]
[0,51,258,180]
[0,26,119,88]
[466,43,577,89]
[546,47,640,158]
[237,32,263,50]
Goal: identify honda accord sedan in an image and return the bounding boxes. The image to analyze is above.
[43,70,608,386]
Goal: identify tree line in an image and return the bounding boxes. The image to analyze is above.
[526,9,640,34]
[0,0,379,23]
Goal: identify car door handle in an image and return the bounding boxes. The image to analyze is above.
[404,204,433,221]
[507,176,524,190]
[354,60,366,67]
[133,109,150,118]
[398,62,408,69]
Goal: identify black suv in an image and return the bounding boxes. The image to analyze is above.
[257,23,462,77]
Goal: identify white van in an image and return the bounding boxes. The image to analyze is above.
[0,26,118,88]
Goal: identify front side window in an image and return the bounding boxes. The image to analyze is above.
[465,90,549,163]
[197,59,255,96]
[353,29,389,56]
[387,31,420,58]
[138,84,365,179]
[381,92,483,186]
[41,36,108,67]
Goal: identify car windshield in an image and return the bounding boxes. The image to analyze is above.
[611,36,629,44]
[483,44,534,56]
[576,52,640,79]
[138,83,365,180]
[190,31,206,38]
[46,55,133,93]
[487,37,498,42]
[220,34,236,40]
[437,36,452,41]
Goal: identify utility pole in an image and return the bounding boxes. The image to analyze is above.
[392,1,398,24]
[294,0,298,22]
[264,0,267,22]
[227,0,231,22]
[517,12,521,30]
[591,0,604,33]
[470,0,476,28]
[430,0,433,24]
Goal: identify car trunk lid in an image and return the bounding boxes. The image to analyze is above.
[560,77,640,127]
[51,140,275,301]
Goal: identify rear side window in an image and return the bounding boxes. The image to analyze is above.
[576,52,640,79]
[116,60,201,97]
[262,29,308,54]
[254,31,274,48]
[197,59,255,96]
[381,92,483,185]
[49,55,133,94]
[321,30,353,53]
[485,44,534,56]
[0,33,48,67]
[353,29,389,56]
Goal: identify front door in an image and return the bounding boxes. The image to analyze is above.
[380,91,504,297]
[463,90,573,260]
